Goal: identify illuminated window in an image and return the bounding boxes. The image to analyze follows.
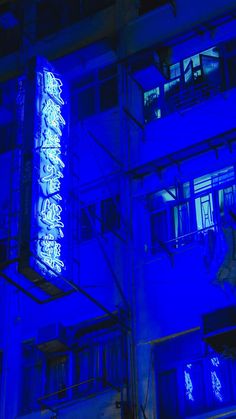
[144,45,222,121]
[219,185,236,224]
[149,184,192,251]
[195,194,214,230]
[149,166,236,252]
[194,166,235,232]
[144,87,161,122]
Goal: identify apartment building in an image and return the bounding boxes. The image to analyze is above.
[0,0,236,418]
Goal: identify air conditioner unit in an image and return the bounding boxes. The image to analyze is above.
[202,306,236,357]
[36,323,68,353]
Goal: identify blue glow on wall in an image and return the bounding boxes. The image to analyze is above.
[34,70,66,275]
[184,364,194,402]
[210,356,223,402]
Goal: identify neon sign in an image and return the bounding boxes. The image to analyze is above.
[36,70,66,274]
[210,356,223,402]
[184,364,194,401]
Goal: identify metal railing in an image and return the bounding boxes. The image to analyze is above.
[165,78,222,113]
[152,224,219,253]
[38,376,122,408]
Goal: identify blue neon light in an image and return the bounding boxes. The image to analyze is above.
[184,364,194,401]
[210,356,223,402]
[36,69,66,274]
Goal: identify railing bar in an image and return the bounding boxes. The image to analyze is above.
[38,376,121,402]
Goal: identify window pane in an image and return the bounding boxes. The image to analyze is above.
[173,202,191,245]
[158,370,179,419]
[219,185,236,224]
[144,87,161,122]
[80,204,96,241]
[100,77,118,111]
[147,188,176,211]
[46,355,68,398]
[170,63,181,79]
[103,337,122,387]
[194,166,234,194]
[78,87,96,119]
[75,347,96,396]
[101,196,120,233]
[195,194,214,230]
[151,210,168,251]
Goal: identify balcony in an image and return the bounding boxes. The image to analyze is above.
[38,377,122,411]
[129,44,236,172]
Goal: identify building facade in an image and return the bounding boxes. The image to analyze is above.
[1,0,236,418]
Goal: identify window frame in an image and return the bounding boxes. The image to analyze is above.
[149,166,236,253]
[155,337,236,419]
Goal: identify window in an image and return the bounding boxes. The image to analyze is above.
[74,334,123,397]
[101,196,120,234]
[219,185,236,224]
[80,204,96,241]
[21,325,126,413]
[144,46,222,122]
[100,76,118,111]
[149,166,236,252]
[78,86,96,120]
[74,65,118,120]
[46,355,68,400]
[74,345,95,396]
[149,183,192,251]
[158,369,178,419]
[37,0,114,39]
[155,331,236,419]
[80,195,120,242]
[151,210,169,250]
[144,87,161,122]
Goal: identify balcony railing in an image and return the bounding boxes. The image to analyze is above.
[150,225,218,255]
[143,49,231,122]
[165,78,222,113]
[38,376,122,409]
[144,75,224,123]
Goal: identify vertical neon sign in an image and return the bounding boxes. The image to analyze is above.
[36,70,66,275]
